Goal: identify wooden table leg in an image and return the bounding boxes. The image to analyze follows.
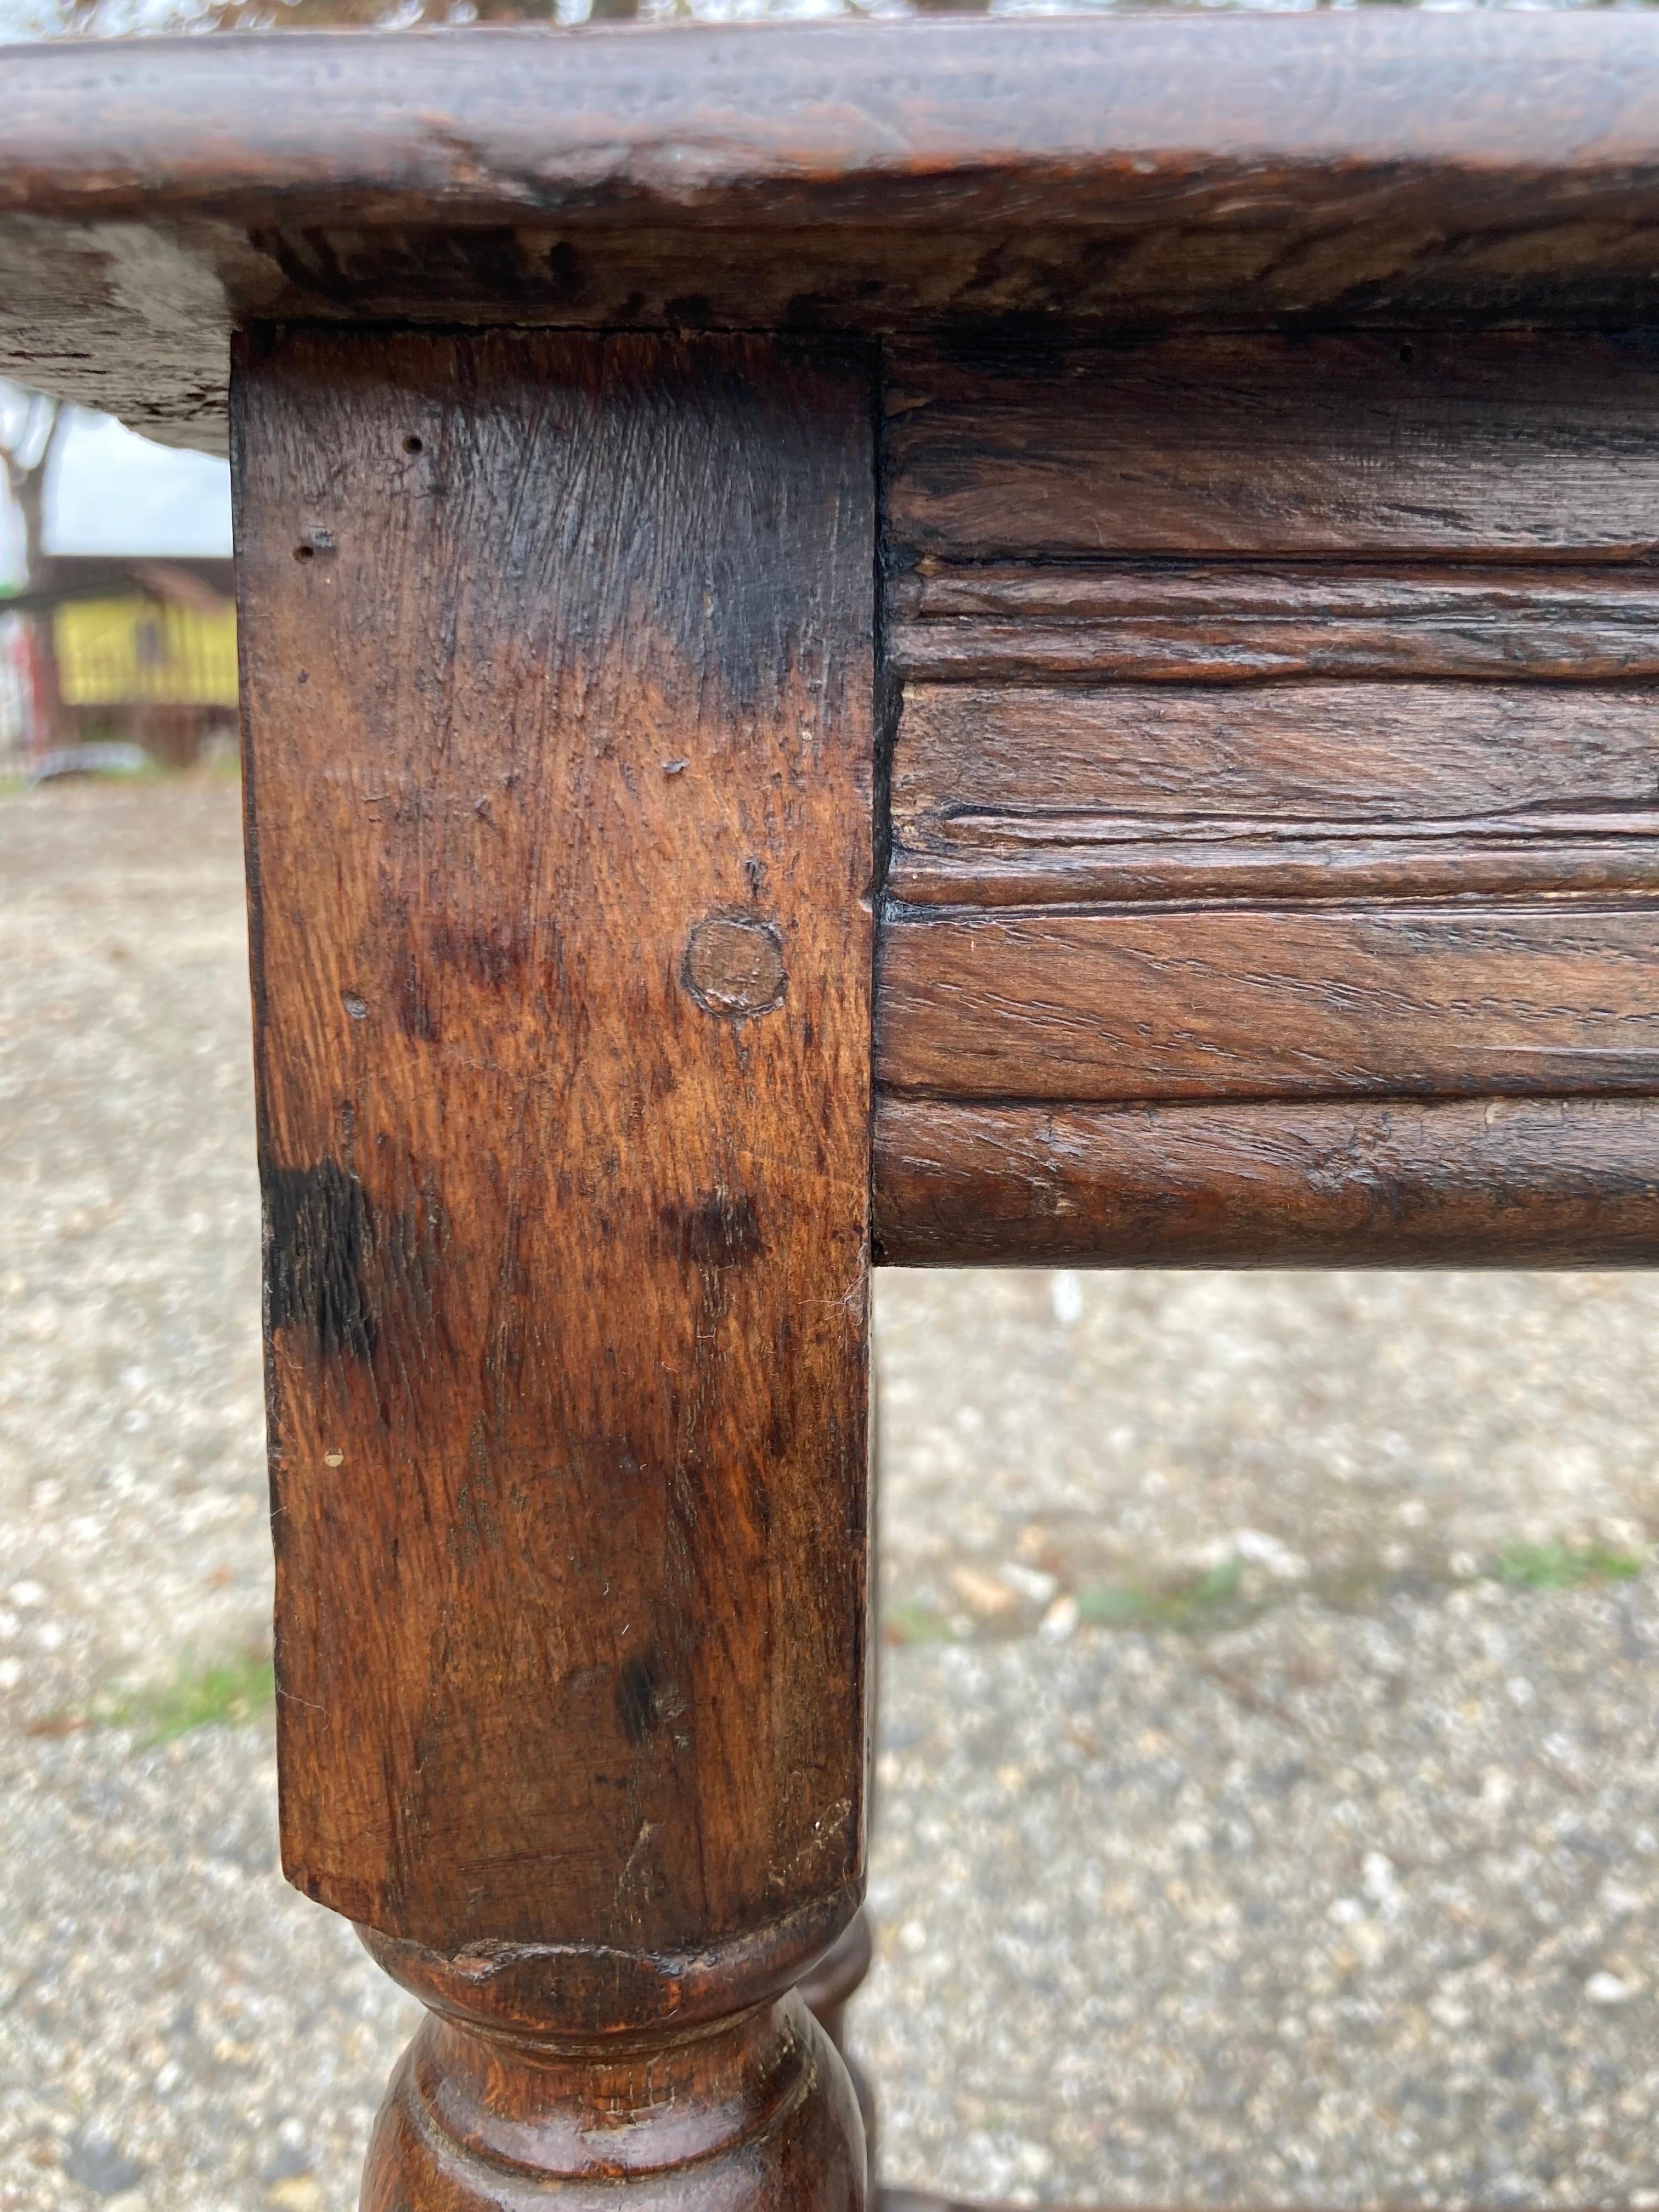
[232,327,876,2209]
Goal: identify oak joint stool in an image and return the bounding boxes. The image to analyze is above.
[9,15,1659,2204]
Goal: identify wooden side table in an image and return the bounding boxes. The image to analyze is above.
[9,18,1659,2206]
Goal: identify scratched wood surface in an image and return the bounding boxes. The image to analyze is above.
[889,683,1659,906]
[874,336,1659,1262]
[884,335,1659,561]
[873,1098,1659,1268]
[894,682,1659,823]
[235,326,874,1968]
[889,565,1659,685]
[879,905,1659,1102]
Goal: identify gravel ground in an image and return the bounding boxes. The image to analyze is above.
[3,778,1658,2211]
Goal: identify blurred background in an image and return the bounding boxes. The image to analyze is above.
[5,1,1659,2204]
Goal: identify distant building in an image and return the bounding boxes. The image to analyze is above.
[33,556,236,765]
[3,556,236,769]
[2,400,234,771]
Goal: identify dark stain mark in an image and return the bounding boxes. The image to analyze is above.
[782,291,842,331]
[431,915,527,991]
[264,225,567,313]
[394,949,439,1043]
[450,1475,505,1567]
[660,1190,764,1272]
[618,1651,663,1745]
[681,916,786,1019]
[543,240,585,303]
[376,1182,444,1340]
[609,337,869,715]
[263,1159,376,1361]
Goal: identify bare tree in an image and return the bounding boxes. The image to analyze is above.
[0,383,65,584]
[0,382,70,744]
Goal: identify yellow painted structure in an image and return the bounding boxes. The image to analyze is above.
[54,595,238,708]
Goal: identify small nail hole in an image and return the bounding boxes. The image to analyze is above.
[1398,343,1416,365]
[403,435,424,455]
[294,544,315,562]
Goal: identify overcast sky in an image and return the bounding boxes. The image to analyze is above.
[1,404,233,583]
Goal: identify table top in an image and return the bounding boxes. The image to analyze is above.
[7,13,1659,448]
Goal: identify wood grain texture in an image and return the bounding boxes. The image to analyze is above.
[890,832,1659,910]
[19,20,1659,445]
[877,333,1659,1262]
[890,682,1659,906]
[878,905,1659,1103]
[874,1096,1659,1267]
[885,336,1659,561]
[896,683,1659,826]
[235,328,874,1995]
[890,564,1659,685]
